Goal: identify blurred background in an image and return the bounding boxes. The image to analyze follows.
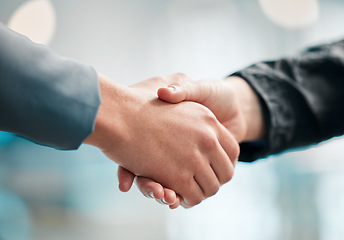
[1,0,344,239]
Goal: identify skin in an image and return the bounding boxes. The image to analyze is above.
[117,74,265,209]
[84,74,240,207]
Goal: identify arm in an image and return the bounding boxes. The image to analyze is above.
[0,23,100,149]
[0,24,239,207]
[233,39,344,161]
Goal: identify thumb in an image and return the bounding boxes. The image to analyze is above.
[157,81,211,104]
[117,166,136,192]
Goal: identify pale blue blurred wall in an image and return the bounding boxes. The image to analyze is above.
[1,0,344,240]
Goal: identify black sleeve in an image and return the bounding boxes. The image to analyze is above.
[232,39,344,162]
[0,24,101,150]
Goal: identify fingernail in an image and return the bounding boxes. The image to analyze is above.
[156,199,168,205]
[162,198,168,205]
[148,191,154,199]
[167,85,177,92]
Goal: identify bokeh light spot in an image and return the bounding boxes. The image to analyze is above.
[259,0,319,29]
[7,0,56,45]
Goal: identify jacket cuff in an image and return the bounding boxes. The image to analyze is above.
[230,64,300,162]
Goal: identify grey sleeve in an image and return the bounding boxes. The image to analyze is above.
[232,39,344,162]
[0,24,101,150]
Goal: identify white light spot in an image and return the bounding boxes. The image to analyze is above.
[7,0,56,45]
[259,0,319,29]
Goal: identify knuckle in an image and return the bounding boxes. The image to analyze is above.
[221,166,234,184]
[189,195,203,206]
[172,73,192,85]
[173,72,188,79]
[231,142,240,164]
[151,76,169,85]
[204,110,218,126]
[202,134,218,151]
[206,182,220,198]
[152,76,165,81]
[196,125,220,150]
[236,142,240,157]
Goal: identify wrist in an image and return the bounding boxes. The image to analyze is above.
[227,76,266,142]
[84,75,132,151]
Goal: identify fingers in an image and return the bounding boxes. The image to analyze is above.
[217,123,240,167]
[194,166,220,198]
[157,86,184,103]
[182,137,235,207]
[155,188,176,205]
[118,167,181,209]
[136,176,182,208]
[157,74,238,206]
[177,178,205,207]
[208,145,235,185]
[207,125,239,186]
[158,74,213,104]
[169,194,182,209]
[117,166,135,192]
[135,176,164,200]
[157,73,193,103]
[162,188,177,205]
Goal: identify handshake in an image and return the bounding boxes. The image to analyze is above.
[85,73,265,209]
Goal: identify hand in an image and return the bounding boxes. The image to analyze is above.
[85,75,239,207]
[117,74,264,208]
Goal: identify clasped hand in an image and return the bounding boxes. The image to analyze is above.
[87,73,262,209]
[117,73,249,209]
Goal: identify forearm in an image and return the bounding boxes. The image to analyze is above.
[233,39,344,161]
[0,24,100,149]
[225,76,266,142]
